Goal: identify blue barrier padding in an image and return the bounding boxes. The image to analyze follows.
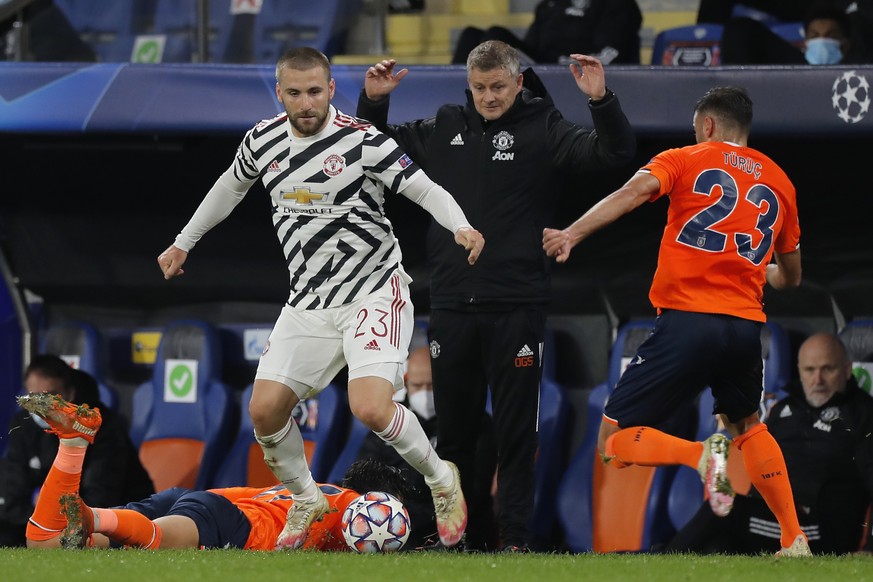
[1,63,872,136]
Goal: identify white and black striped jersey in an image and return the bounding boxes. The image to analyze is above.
[175,105,471,310]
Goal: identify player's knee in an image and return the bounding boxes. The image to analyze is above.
[249,382,298,435]
[350,398,394,431]
[249,399,291,437]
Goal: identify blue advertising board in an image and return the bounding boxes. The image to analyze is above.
[1,63,871,136]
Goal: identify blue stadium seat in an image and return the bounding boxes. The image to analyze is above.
[41,320,119,411]
[730,4,780,24]
[769,21,805,49]
[54,0,144,61]
[211,383,276,488]
[296,382,350,483]
[558,319,686,553]
[151,0,239,63]
[666,464,704,532]
[557,381,608,552]
[607,319,655,386]
[130,320,238,491]
[760,320,791,416]
[213,382,348,487]
[325,416,372,485]
[541,327,558,382]
[530,377,572,548]
[839,319,873,395]
[252,0,363,62]
[651,24,724,66]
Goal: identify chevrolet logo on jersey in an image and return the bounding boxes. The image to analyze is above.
[281,187,326,205]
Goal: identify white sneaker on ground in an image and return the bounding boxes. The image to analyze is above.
[776,534,812,557]
[274,487,329,550]
[430,461,467,547]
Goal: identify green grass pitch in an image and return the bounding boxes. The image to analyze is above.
[1,549,872,582]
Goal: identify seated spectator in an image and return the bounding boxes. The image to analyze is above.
[0,355,153,547]
[719,1,873,64]
[697,0,809,24]
[355,346,499,550]
[667,333,873,555]
[18,391,427,550]
[0,0,95,62]
[451,0,642,65]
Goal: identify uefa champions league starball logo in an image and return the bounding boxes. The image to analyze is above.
[831,71,871,123]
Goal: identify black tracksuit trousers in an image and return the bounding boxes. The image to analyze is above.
[428,305,545,548]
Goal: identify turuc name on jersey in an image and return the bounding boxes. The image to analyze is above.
[722,150,763,180]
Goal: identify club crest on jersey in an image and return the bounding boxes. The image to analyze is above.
[820,406,839,423]
[492,131,515,161]
[323,153,346,177]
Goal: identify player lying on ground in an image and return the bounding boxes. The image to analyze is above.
[20,393,430,550]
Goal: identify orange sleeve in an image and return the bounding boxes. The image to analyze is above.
[641,147,685,201]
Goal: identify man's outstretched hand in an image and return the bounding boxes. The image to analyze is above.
[455,228,485,265]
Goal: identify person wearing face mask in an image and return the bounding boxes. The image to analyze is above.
[0,354,153,547]
[667,333,873,555]
[719,1,872,65]
[802,9,852,64]
[355,346,500,550]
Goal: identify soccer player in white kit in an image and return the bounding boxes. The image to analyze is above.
[157,47,483,551]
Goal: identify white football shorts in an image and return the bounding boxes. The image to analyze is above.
[255,272,413,399]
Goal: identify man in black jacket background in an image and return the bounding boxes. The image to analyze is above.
[357,40,635,551]
[451,0,643,65]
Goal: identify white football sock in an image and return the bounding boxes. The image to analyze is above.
[376,402,451,489]
[255,417,316,498]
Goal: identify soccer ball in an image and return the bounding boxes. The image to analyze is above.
[341,491,411,553]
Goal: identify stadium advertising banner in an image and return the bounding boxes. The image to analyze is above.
[0,63,870,136]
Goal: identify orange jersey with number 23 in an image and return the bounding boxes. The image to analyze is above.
[641,141,801,322]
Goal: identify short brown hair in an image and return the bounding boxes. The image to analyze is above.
[275,47,331,82]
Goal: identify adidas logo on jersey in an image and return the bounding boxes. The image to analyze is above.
[268,160,281,172]
[516,345,534,357]
[364,339,381,351]
[450,133,464,146]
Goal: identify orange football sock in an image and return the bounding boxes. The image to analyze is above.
[606,426,703,468]
[25,444,86,541]
[93,508,163,549]
[734,423,805,547]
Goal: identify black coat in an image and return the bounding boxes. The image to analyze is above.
[524,0,643,64]
[764,379,873,552]
[357,70,635,310]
